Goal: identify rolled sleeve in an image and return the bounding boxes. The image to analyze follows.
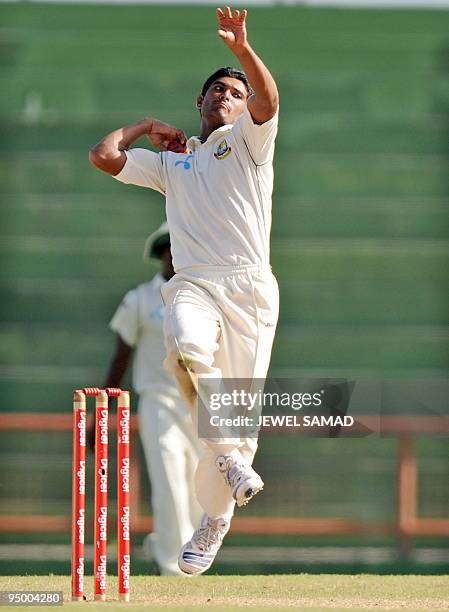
[113,148,165,194]
[232,105,279,166]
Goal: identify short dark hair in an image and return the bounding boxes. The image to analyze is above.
[151,234,170,259]
[201,67,253,97]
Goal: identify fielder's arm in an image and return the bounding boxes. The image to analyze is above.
[89,119,188,175]
[216,6,279,124]
[104,336,133,389]
[87,336,133,452]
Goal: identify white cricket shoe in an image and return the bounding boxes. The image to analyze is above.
[178,514,230,575]
[216,453,264,507]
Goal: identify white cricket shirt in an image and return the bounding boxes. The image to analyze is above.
[114,105,278,271]
[110,273,179,397]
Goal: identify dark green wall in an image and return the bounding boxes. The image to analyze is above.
[1,5,448,408]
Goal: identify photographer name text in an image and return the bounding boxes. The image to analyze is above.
[209,414,354,428]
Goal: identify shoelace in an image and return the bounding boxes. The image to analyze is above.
[195,520,226,552]
[224,460,247,489]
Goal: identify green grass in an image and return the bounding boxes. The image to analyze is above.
[0,575,448,611]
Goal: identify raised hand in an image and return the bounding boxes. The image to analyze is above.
[216,6,248,50]
[147,119,188,153]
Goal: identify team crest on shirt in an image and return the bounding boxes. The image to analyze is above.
[214,139,232,160]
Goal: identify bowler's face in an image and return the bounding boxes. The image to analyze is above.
[198,77,248,126]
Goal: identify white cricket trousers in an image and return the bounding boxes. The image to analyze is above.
[138,389,202,575]
[161,264,279,520]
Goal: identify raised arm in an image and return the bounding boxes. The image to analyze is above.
[89,118,188,176]
[216,6,278,124]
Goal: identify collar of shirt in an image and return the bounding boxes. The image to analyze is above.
[187,123,232,152]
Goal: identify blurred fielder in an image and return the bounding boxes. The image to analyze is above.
[90,6,279,574]
[91,224,202,575]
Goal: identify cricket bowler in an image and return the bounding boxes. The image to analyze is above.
[90,6,279,574]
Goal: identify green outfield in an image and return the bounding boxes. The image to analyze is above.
[1,574,449,611]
